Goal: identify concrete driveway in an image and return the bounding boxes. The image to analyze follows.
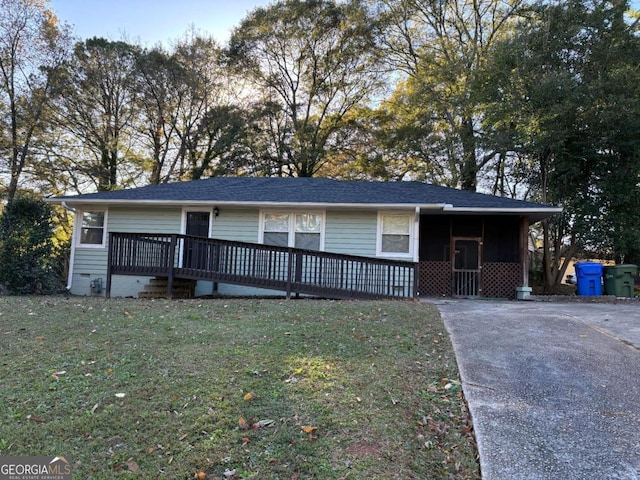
[435,299,640,480]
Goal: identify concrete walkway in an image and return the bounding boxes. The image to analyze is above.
[435,299,640,480]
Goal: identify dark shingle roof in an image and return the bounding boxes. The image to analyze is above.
[51,177,559,218]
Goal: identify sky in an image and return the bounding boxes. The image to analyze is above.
[50,0,640,48]
[48,0,274,47]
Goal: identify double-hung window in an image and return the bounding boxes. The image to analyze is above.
[79,210,107,247]
[378,212,413,258]
[294,213,322,250]
[263,213,290,247]
[262,211,324,250]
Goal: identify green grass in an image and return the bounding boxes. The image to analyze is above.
[0,297,479,479]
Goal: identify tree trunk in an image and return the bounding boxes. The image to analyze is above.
[459,117,477,191]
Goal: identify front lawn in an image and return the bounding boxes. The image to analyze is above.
[0,297,478,479]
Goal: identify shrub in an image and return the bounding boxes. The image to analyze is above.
[0,195,59,294]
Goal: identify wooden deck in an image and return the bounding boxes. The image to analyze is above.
[106,233,417,300]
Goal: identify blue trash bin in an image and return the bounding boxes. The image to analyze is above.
[574,262,603,296]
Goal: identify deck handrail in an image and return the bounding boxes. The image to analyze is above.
[106,233,417,300]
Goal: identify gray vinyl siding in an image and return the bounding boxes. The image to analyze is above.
[211,208,259,243]
[70,206,182,296]
[211,208,276,296]
[325,210,377,257]
[107,206,182,234]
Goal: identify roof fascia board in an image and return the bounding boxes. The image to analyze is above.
[46,198,450,210]
[443,206,563,215]
[46,199,562,215]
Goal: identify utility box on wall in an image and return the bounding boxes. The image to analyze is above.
[90,278,103,295]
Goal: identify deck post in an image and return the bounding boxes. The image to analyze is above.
[105,232,113,299]
[294,251,304,299]
[167,234,177,299]
[286,248,293,299]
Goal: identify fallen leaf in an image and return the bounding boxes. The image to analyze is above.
[253,419,274,429]
[196,471,207,479]
[238,417,250,430]
[126,459,139,472]
[36,335,45,340]
[241,437,250,445]
[27,414,45,423]
[243,392,254,401]
[302,425,317,441]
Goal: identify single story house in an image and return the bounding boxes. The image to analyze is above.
[48,177,561,300]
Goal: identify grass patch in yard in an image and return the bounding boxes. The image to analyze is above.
[0,297,479,479]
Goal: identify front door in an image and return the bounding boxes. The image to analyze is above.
[453,238,481,296]
[184,211,211,269]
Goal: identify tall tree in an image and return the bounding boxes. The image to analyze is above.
[0,0,71,201]
[133,46,184,184]
[169,34,247,181]
[134,34,247,184]
[373,0,524,190]
[56,38,140,191]
[480,0,640,289]
[227,0,381,177]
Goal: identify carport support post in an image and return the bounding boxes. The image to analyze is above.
[516,216,532,300]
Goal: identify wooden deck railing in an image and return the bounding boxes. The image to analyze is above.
[106,233,417,300]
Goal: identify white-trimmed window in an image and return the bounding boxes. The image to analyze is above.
[261,211,324,250]
[78,210,107,247]
[377,212,413,257]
